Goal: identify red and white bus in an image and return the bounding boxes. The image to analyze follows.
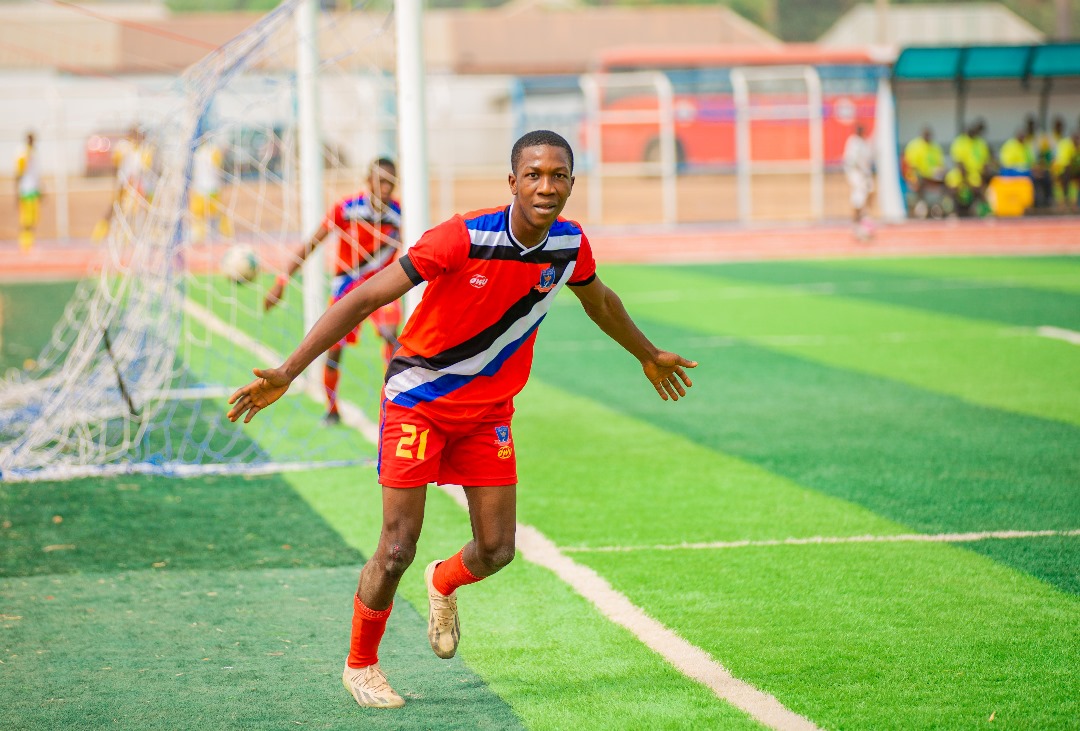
[587,45,885,169]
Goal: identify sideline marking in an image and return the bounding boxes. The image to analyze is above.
[1037,326,1080,345]
[438,484,820,731]
[565,529,1080,554]
[186,299,819,729]
[182,298,379,442]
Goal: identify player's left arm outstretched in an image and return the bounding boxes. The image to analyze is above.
[228,261,415,423]
[570,275,697,401]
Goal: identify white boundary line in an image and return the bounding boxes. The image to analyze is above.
[564,529,1080,554]
[186,299,819,729]
[1036,326,1080,345]
[437,485,820,731]
[182,298,380,443]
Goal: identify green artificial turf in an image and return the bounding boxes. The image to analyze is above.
[0,472,361,577]
[0,469,520,730]
[693,260,1080,330]
[579,265,1080,426]
[577,542,1079,731]
[293,469,767,731]
[0,279,80,371]
[530,308,1080,594]
[820,255,1080,295]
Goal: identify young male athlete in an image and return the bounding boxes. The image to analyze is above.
[227,131,697,709]
[264,157,403,424]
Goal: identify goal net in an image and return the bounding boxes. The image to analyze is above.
[0,0,397,481]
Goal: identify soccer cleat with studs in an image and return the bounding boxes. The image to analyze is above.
[342,663,404,708]
[425,560,460,659]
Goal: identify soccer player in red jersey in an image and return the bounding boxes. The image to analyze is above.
[264,157,403,424]
[228,131,697,708]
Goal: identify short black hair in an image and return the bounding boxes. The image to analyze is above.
[511,130,574,174]
[371,157,396,174]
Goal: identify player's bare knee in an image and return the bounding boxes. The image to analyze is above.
[380,540,417,579]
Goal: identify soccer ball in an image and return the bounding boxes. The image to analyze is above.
[220,244,259,284]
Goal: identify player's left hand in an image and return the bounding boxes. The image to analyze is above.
[227,367,292,423]
[643,351,697,401]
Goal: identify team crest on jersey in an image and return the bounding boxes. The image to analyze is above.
[534,265,556,293]
[494,425,513,459]
[470,274,489,288]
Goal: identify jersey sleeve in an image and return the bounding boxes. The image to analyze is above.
[401,216,469,285]
[568,230,597,287]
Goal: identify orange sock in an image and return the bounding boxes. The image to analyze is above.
[347,595,392,668]
[432,549,482,596]
[324,364,340,414]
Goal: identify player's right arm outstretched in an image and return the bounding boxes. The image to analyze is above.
[229,261,415,423]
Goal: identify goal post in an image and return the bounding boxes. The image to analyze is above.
[0,0,400,481]
[731,64,825,223]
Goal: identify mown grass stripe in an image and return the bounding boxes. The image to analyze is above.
[532,307,1080,594]
[690,260,1080,330]
[581,266,1080,426]
[819,255,1080,295]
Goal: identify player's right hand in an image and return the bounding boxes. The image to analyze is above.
[227,367,291,423]
[264,280,285,311]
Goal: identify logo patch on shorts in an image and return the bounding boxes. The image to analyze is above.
[534,265,556,293]
[470,274,488,288]
[494,425,513,459]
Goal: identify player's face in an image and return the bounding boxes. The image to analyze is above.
[369,166,396,205]
[509,145,574,236]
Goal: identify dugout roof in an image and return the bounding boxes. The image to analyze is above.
[893,43,1080,82]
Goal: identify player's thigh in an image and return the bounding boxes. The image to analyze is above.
[378,402,447,488]
[462,484,517,550]
[375,484,428,549]
[438,417,517,488]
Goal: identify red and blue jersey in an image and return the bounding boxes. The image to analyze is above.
[326,192,401,277]
[385,205,596,420]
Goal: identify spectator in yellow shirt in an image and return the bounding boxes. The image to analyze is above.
[1052,122,1078,210]
[903,127,947,217]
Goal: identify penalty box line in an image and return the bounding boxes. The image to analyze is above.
[564,529,1080,554]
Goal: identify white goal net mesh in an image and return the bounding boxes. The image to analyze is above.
[0,0,397,481]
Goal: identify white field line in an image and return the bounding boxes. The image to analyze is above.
[181,298,379,443]
[564,529,1080,554]
[1036,326,1080,345]
[438,484,820,731]
[186,299,818,729]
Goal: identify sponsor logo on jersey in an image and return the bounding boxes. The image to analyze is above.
[470,274,489,288]
[534,265,556,293]
[494,425,513,459]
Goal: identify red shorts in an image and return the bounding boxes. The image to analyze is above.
[377,399,517,488]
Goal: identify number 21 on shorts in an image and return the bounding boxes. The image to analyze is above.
[396,424,429,460]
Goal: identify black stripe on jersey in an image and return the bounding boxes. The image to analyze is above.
[400,255,425,285]
[567,273,596,287]
[468,243,580,265]
[385,258,573,383]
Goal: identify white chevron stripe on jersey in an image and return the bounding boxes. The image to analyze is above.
[384,261,577,404]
